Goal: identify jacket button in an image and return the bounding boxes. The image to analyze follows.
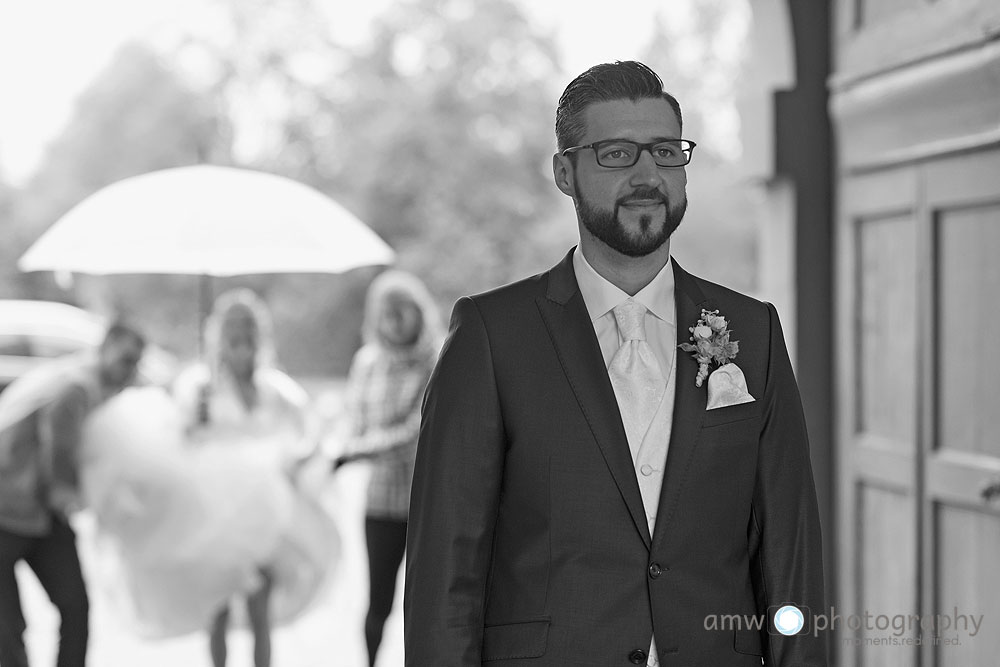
[648,562,663,578]
[629,648,647,664]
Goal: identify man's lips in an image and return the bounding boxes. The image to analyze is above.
[620,199,665,207]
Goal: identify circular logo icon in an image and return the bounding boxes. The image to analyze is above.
[774,605,805,636]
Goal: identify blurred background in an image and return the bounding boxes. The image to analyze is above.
[2,0,999,665]
[0,0,755,375]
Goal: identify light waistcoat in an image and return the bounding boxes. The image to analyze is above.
[573,247,677,667]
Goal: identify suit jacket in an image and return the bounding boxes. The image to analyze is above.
[404,249,828,667]
[0,355,102,536]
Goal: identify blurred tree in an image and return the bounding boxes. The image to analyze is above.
[166,0,344,172]
[156,0,376,375]
[315,0,571,310]
[641,0,748,162]
[640,0,758,294]
[28,43,225,198]
[6,0,758,379]
[165,0,573,375]
[3,42,226,353]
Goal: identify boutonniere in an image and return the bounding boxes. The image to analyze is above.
[679,309,739,387]
[679,309,755,409]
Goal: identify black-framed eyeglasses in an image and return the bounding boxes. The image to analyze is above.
[561,139,697,168]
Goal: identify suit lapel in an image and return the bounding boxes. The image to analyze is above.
[652,260,709,547]
[536,249,652,549]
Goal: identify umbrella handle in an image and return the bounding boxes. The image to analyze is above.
[198,274,214,358]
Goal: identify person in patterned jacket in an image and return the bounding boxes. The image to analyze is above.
[334,269,443,667]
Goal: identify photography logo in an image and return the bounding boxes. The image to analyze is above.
[773,605,806,636]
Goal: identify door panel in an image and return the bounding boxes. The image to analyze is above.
[837,150,1000,666]
[922,150,1000,666]
[858,485,917,667]
[936,204,1000,457]
[934,503,1000,667]
[836,168,921,665]
[858,214,918,445]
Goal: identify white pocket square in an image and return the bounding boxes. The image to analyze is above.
[706,362,755,410]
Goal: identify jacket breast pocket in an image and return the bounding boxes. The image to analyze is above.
[702,400,760,428]
[482,618,550,661]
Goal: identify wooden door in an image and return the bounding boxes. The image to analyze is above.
[836,149,1000,666]
[919,149,1000,667]
[837,165,921,667]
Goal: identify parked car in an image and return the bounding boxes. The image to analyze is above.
[0,299,176,393]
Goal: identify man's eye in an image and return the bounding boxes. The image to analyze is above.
[600,147,632,161]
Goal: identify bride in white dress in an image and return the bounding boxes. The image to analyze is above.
[79,289,338,663]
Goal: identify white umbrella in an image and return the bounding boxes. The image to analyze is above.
[18,165,395,276]
[18,165,395,355]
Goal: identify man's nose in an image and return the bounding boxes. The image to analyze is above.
[629,148,663,187]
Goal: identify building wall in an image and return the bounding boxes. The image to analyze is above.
[829,0,1000,665]
[740,0,836,618]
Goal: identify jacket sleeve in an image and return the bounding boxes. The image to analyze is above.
[751,302,829,666]
[342,347,424,461]
[38,383,90,513]
[404,296,506,667]
[351,408,422,459]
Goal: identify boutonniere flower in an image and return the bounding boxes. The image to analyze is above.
[679,309,740,387]
[680,309,755,410]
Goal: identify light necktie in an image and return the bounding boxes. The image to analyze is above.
[608,300,666,453]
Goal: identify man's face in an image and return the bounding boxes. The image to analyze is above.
[556,97,688,257]
[98,336,144,388]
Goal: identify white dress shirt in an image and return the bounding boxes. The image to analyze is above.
[573,247,677,667]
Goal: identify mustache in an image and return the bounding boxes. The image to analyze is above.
[617,187,669,206]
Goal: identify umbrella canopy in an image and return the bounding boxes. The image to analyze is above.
[18,165,395,276]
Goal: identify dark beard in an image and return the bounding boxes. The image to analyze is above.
[575,185,687,258]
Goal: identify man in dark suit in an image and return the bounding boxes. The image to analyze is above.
[404,61,827,667]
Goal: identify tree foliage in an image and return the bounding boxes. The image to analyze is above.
[4,0,757,375]
[1,43,223,312]
[279,0,571,308]
[174,0,572,372]
[641,1,757,294]
[5,0,571,375]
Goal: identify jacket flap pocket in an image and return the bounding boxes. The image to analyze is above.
[733,626,764,656]
[702,400,759,428]
[483,619,550,661]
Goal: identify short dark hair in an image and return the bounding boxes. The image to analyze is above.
[555,60,683,152]
[101,321,146,350]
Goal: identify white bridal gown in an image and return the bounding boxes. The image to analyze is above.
[80,385,338,638]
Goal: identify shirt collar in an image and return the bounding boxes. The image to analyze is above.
[572,246,675,326]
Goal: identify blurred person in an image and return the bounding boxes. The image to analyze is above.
[333,270,442,667]
[67,290,336,648]
[404,61,828,666]
[0,322,145,667]
[171,287,336,667]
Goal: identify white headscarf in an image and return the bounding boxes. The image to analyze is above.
[360,270,444,360]
[201,288,278,387]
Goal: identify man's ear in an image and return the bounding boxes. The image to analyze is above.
[552,153,576,198]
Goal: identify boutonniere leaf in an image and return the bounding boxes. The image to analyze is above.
[678,309,740,387]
